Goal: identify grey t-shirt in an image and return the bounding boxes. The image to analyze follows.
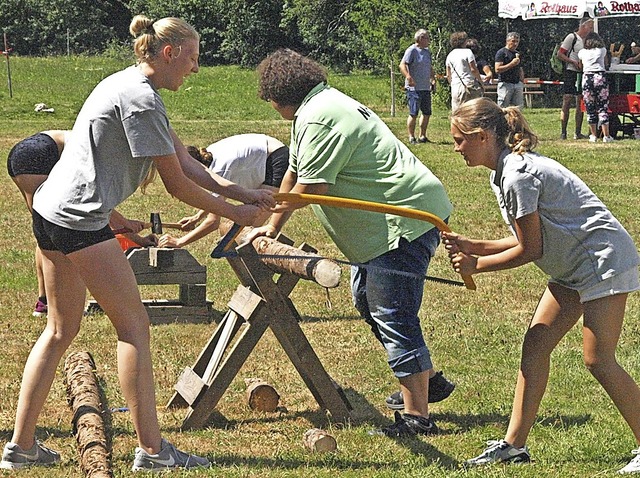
[33,66,175,230]
[490,150,639,289]
[401,44,433,91]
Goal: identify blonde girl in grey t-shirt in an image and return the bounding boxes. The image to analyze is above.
[1,15,273,473]
[446,97,640,474]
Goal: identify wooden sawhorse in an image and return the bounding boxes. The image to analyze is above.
[167,234,352,429]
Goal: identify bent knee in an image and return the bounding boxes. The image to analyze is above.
[583,354,617,377]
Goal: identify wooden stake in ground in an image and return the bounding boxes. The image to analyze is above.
[64,351,112,478]
[245,378,280,412]
[303,428,337,453]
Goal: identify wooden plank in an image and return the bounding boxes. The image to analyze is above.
[237,243,351,422]
[133,271,206,285]
[174,367,207,406]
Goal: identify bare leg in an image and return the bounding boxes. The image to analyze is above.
[35,246,46,299]
[575,94,584,134]
[11,175,48,302]
[399,369,430,417]
[407,115,417,139]
[582,294,640,443]
[419,115,430,139]
[11,249,86,450]
[560,94,573,136]
[70,239,162,453]
[504,284,582,447]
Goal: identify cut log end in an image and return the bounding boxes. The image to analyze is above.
[245,380,280,412]
[303,428,337,453]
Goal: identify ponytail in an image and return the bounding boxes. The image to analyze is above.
[451,98,537,154]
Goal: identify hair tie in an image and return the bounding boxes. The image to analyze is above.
[143,23,156,36]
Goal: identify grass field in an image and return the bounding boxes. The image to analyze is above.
[1,56,640,477]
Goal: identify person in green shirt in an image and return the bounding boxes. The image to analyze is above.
[249,48,455,437]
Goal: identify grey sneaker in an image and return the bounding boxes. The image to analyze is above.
[466,439,530,466]
[574,132,588,140]
[0,441,61,469]
[619,448,640,474]
[132,439,210,472]
[409,137,418,144]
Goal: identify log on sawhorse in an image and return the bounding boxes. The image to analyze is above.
[166,233,352,430]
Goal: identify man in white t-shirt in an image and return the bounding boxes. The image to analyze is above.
[556,17,593,140]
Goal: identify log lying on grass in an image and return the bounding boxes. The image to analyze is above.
[219,221,341,288]
[244,378,280,412]
[64,351,112,478]
[303,428,337,453]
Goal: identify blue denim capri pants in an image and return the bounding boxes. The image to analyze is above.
[351,226,440,378]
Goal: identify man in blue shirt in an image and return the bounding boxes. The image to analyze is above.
[400,29,436,143]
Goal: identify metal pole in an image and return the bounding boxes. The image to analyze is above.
[3,32,12,98]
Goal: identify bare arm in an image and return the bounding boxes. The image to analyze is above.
[109,209,145,234]
[469,60,484,84]
[244,170,329,242]
[170,129,274,208]
[494,56,521,75]
[399,61,414,87]
[558,47,580,69]
[153,152,265,226]
[158,212,221,248]
[444,211,543,275]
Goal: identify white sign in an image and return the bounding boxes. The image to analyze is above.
[498,0,640,18]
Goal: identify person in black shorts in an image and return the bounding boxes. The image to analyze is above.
[556,17,594,139]
[7,131,157,318]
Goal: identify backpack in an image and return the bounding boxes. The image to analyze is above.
[550,32,577,75]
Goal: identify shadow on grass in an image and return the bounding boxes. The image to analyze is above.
[171,387,463,471]
[208,452,404,473]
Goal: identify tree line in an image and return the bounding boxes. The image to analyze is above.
[1,0,637,80]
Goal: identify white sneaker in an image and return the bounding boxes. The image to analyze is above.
[603,136,615,143]
[132,439,210,472]
[589,134,598,143]
[619,448,640,474]
[465,439,530,466]
[0,441,60,469]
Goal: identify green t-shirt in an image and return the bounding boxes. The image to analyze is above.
[290,83,453,262]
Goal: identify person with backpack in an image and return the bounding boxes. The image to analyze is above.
[556,17,593,140]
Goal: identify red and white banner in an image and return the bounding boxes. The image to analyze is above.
[498,0,640,19]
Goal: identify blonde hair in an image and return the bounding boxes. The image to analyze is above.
[140,164,157,194]
[129,15,199,63]
[451,97,538,154]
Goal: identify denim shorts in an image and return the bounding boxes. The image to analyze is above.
[351,227,440,378]
[406,89,432,117]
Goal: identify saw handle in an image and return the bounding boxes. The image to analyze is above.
[273,192,476,290]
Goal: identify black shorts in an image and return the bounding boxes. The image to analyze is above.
[32,209,115,254]
[562,69,583,96]
[7,133,60,177]
[264,146,289,188]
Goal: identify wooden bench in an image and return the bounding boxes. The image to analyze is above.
[482,78,543,108]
